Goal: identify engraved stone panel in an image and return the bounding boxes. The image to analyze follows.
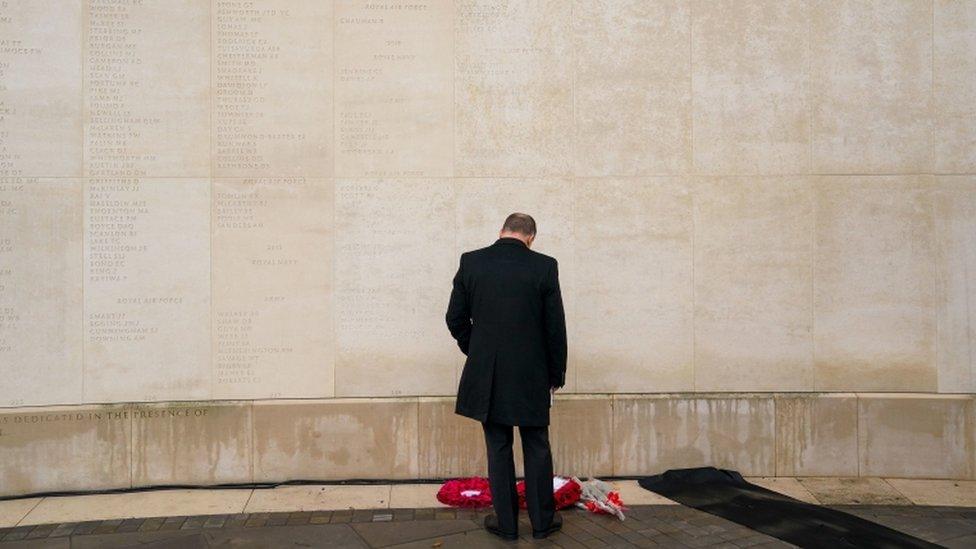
[418,397,486,477]
[573,0,691,176]
[335,0,453,177]
[574,178,693,393]
[775,394,858,477]
[858,394,974,479]
[253,399,418,480]
[0,179,83,407]
[613,395,775,476]
[334,179,456,396]
[692,0,810,174]
[213,0,333,177]
[934,1,976,173]
[813,176,937,391]
[810,0,932,173]
[550,396,613,477]
[83,0,210,177]
[455,0,573,176]
[132,402,251,485]
[934,177,976,393]
[0,1,82,177]
[0,405,130,496]
[455,177,577,391]
[212,177,334,399]
[693,177,814,391]
[84,178,210,402]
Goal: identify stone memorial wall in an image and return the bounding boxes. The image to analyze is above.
[0,0,974,493]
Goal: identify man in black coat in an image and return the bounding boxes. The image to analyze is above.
[445,212,567,540]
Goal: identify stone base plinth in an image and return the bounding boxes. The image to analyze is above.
[0,393,972,497]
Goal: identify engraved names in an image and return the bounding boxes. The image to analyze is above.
[84,0,209,177]
[0,179,83,406]
[335,0,453,177]
[0,0,82,176]
[212,177,333,398]
[83,178,210,402]
[213,1,332,177]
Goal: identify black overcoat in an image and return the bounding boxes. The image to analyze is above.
[445,237,567,426]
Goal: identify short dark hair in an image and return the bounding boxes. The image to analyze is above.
[501,212,536,236]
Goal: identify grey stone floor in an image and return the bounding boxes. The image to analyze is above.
[0,504,973,548]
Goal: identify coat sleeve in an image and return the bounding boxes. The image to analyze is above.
[543,258,568,389]
[445,253,472,355]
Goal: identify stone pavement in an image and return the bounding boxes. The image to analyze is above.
[1,478,976,548]
[1,503,975,548]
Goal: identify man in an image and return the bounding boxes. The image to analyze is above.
[445,212,567,541]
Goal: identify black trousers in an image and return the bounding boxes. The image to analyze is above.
[481,420,556,534]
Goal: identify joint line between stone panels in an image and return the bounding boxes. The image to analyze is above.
[451,0,456,178]
[249,401,256,482]
[572,177,578,392]
[772,397,778,476]
[691,185,697,392]
[242,486,255,514]
[12,497,43,528]
[209,0,214,399]
[930,0,935,172]
[415,399,421,479]
[331,1,337,398]
[80,0,88,402]
[128,403,134,487]
[807,0,813,175]
[570,0,577,392]
[965,236,973,391]
[571,0,575,178]
[855,394,860,477]
[688,0,694,174]
[811,173,817,390]
[609,396,615,476]
[452,178,460,389]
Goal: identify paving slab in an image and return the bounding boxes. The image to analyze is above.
[745,477,821,504]
[0,539,71,549]
[70,531,212,548]
[18,490,252,527]
[244,484,391,513]
[885,479,976,507]
[70,524,369,548]
[609,480,679,505]
[0,499,41,528]
[353,518,480,547]
[389,483,450,508]
[796,477,912,505]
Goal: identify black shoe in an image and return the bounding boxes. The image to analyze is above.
[483,514,518,541]
[532,512,563,539]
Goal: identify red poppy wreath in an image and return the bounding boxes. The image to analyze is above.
[436,477,492,508]
[436,475,580,509]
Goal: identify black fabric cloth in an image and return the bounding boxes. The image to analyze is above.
[446,237,567,426]
[481,420,556,535]
[637,467,943,549]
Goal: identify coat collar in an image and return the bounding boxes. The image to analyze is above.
[494,236,528,247]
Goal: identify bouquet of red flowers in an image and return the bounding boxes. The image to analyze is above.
[572,477,627,520]
[517,475,581,509]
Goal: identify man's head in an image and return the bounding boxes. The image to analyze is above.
[499,212,536,248]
